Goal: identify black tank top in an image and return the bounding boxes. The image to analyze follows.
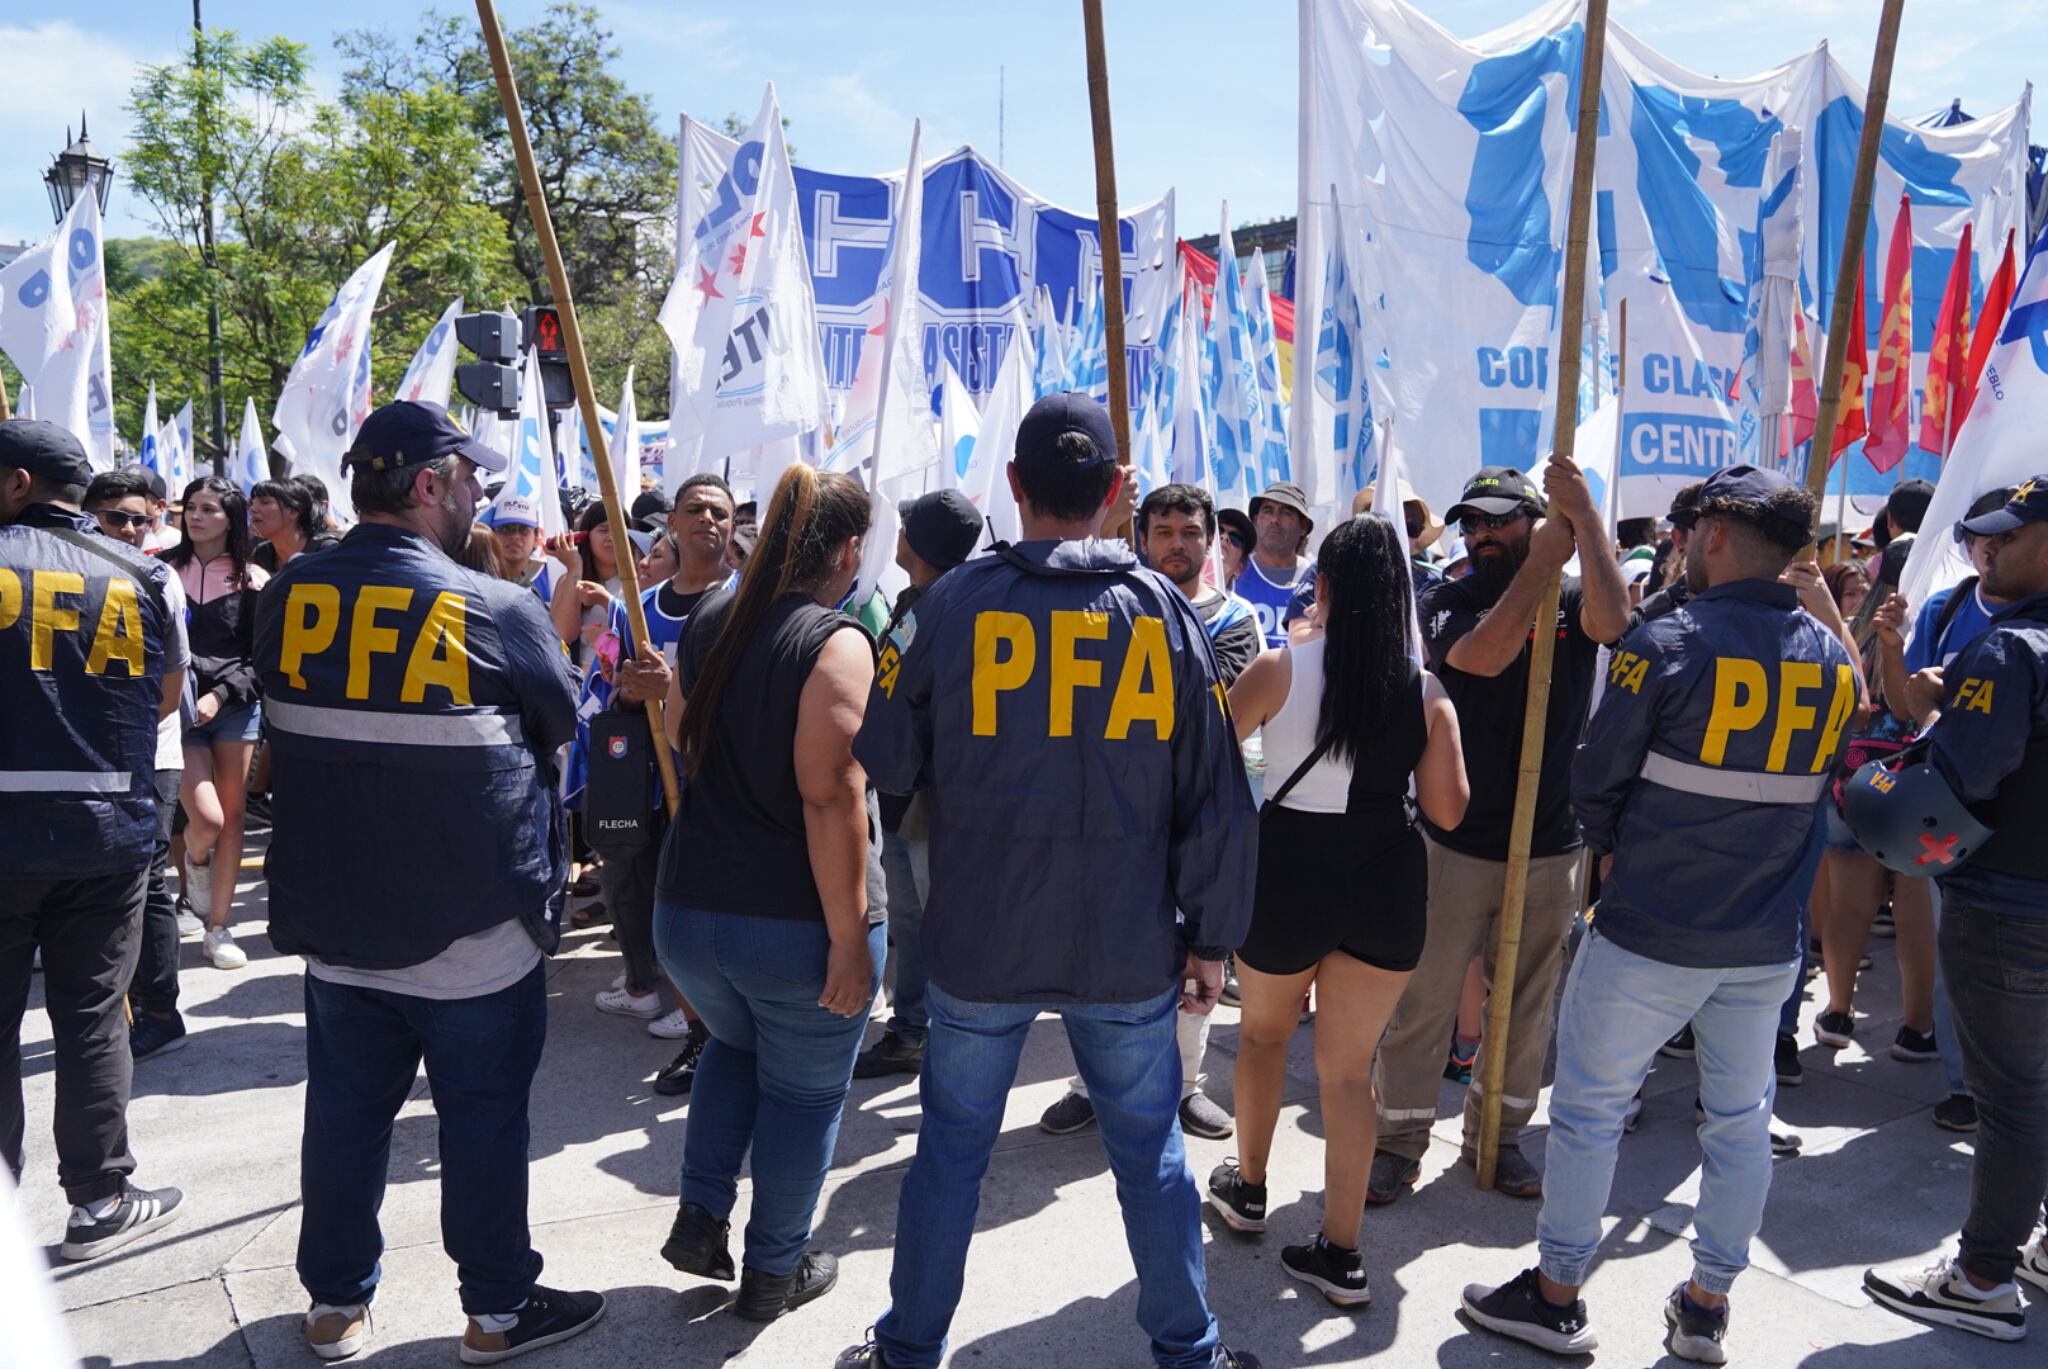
[1343,661,1427,834]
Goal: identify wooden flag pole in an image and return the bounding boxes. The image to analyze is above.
[1474,0,1609,1191]
[1082,0,1133,539]
[474,0,679,817]
[1805,0,1906,520]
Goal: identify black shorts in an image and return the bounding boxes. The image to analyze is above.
[1234,802,1427,975]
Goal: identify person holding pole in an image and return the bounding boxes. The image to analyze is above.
[1462,465,1850,1362]
[1368,462,1628,1204]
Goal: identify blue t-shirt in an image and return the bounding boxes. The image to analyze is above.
[1907,581,1998,673]
[1238,556,1311,649]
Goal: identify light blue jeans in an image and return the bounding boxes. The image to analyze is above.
[1538,929,1799,1295]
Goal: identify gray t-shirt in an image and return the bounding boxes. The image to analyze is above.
[307,918,540,1001]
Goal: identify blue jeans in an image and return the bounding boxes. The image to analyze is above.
[1925,880,1970,1096]
[875,983,1219,1369]
[654,902,884,1277]
[1538,930,1798,1296]
[298,963,547,1316]
[881,832,929,1041]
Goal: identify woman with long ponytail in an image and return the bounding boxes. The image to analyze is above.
[1210,513,1469,1306]
[648,462,882,1320]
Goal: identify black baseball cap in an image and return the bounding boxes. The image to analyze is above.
[1216,507,1254,551]
[0,419,93,487]
[1697,463,1811,542]
[1015,392,1118,474]
[342,401,505,475]
[1885,478,1936,534]
[1446,466,1545,522]
[1249,481,1314,530]
[1958,474,2048,538]
[898,487,984,570]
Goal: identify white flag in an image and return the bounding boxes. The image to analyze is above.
[273,242,395,519]
[395,297,463,407]
[489,346,568,544]
[966,322,1034,551]
[138,381,160,476]
[235,397,267,494]
[0,191,115,468]
[939,359,981,495]
[161,401,195,492]
[611,368,641,502]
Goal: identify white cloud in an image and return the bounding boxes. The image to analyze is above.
[0,21,174,241]
[600,3,743,71]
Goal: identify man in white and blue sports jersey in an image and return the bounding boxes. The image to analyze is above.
[1238,481,1315,649]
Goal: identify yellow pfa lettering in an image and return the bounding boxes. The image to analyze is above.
[1813,663,1856,771]
[399,591,471,705]
[83,578,144,676]
[1106,616,1175,741]
[0,568,20,630]
[972,611,1036,736]
[1766,661,1820,773]
[278,584,342,690]
[1608,649,1649,695]
[346,585,413,700]
[1700,657,1769,766]
[876,643,903,699]
[1953,677,1995,714]
[1048,610,1110,738]
[29,570,84,671]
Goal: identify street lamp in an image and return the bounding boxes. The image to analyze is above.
[45,113,116,222]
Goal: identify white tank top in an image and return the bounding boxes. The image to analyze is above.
[1260,638,1355,813]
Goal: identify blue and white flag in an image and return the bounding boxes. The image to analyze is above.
[1206,215,1263,510]
[161,401,195,493]
[137,382,160,475]
[939,358,981,492]
[0,190,115,468]
[1168,271,1213,487]
[491,346,568,543]
[1313,198,1375,513]
[234,397,267,494]
[610,368,641,502]
[395,297,463,407]
[1030,285,1069,399]
[1244,248,1291,490]
[273,242,394,518]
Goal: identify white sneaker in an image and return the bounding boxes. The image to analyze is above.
[610,971,627,991]
[184,858,214,922]
[1865,1257,2025,1341]
[305,1302,374,1361]
[647,1008,693,1039]
[202,925,248,970]
[594,987,662,1019]
[2018,1236,2048,1296]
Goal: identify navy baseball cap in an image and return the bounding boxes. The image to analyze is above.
[1446,466,1545,522]
[1015,392,1118,474]
[1698,463,1811,541]
[0,419,92,486]
[1958,474,2048,538]
[343,401,506,475]
[898,487,984,570]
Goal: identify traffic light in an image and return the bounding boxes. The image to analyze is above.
[522,305,575,409]
[454,310,521,415]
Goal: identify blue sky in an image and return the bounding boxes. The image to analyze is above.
[1,0,2037,249]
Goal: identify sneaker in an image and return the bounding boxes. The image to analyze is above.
[1872,906,1896,938]
[130,1012,188,1061]
[1039,1091,1097,1135]
[734,1251,838,1321]
[1689,1098,1802,1157]
[1205,1159,1267,1233]
[1814,1010,1855,1049]
[1664,1284,1729,1363]
[184,857,214,922]
[652,1030,707,1097]
[1623,1086,1646,1134]
[305,1303,373,1361]
[1179,1092,1234,1140]
[1214,1350,1263,1368]
[852,1031,925,1079]
[1864,1257,2025,1341]
[609,971,627,991]
[2018,1238,2048,1296]
[176,904,204,939]
[458,1286,606,1363]
[1283,1235,1370,1307]
[1444,1042,1476,1085]
[1659,1025,1697,1059]
[1775,1033,1804,1087]
[1220,960,1241,1007]
[59,1181,185,1261]
[1460,1143,1542,1198]
[835,1335,887,1368]
[1933,1093,1978,1133]
[1890,1025,1940,1063]
[647,1008,694,1040]
[1461,1267,1599,1355]
[660,1201,736,1281]
[1366,1150,1421,1206]
[594,986,662,1019]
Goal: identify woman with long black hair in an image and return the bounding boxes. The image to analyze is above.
[642,462,884,1321]
[162,475,268,969]
[1208,514,1468,1306]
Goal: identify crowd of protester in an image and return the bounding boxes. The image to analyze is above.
[4,393,2047,1366]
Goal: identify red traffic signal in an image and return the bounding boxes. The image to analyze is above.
[522,306,566,361]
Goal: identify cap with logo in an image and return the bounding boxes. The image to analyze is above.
[0,419,93,488]
[343,401,506,476]
[898,487,985,571]
[485,495,542,530]
[1249,481,1314,531]
[1014,392,1118,476]
[1958,474,2048,538]
[1445,466,1545,523]
[1696,463,1811,543]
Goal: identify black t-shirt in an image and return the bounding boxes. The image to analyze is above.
[1418,574,1601,860]
[657,580,716,622]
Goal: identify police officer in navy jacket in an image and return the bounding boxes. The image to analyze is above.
[0,420,187,1263]
[253,402,601,1363]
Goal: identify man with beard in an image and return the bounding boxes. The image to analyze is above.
[1369,462,1629,1204]
[254,402,603,1363]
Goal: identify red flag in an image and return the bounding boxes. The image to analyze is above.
[1866,196,1914,472]
[1918,222,1973,455]
[1791,301,1819,449]
[1829,269,1871,463]
[1956,227,2018,435]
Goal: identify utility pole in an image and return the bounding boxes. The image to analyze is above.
[194,0,229,472]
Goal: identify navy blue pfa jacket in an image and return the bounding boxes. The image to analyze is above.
[1574,579,1858,968]
[854,539,1257,1004]
[254,522,579,969]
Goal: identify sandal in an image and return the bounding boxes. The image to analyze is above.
[569,902,611,929]
[569,868,603,898]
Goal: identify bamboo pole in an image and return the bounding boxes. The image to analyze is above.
[1082,0,1133,539]
[1474,0,1609,1191]
[1805,0,1906,523]
[473,0,679,817]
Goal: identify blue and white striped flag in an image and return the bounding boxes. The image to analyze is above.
[1205,216,1262,509]
[1244,248,1291,489]
[234,397,267,494]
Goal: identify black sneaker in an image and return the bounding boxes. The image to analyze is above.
[59,1181,185,1261]
[1366,1150,1420,1206]
[660,1201,735,1281]
[1443,1041,1475,1085]
[1690,1098,1802,1157]
[1206,1159,1267,1233]
[458,1286,606,1363]
[1664,1284,1729,1363]
[1864,1258,2025,1341]
[1038,1091,1096,1135]
[734,1251,838,1321]
[1461,1267,1598,1354]
[1774,1033,1804,1086]
[835,1333,888,1367]
[130,1011,189,1061]
[1814,1010,1855,1049]
[852,1031,924,1079]
[652,1029,708,1097]
[1283,1235,1370,1306]
[1890,1025,1939,1063]
[1659,1025,1697,1059]
[1933,1093,1978,1132]
[1214,1349,1262,1368]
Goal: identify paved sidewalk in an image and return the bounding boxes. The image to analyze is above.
[13,846,2024,1368]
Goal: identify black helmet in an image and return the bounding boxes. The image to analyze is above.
[1841,750,1993,877]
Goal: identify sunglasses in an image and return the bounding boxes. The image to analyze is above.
[1458,511,1528,534]
[95,510,152,530]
